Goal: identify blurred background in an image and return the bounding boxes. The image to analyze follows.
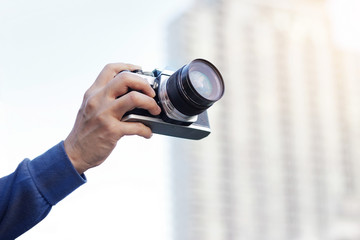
[1,0,360,239]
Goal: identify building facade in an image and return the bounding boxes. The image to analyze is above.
[167,0,360,239]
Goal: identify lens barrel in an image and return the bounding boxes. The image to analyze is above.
[165,59,224,117]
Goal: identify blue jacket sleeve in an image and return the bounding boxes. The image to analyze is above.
[0,141,86,240]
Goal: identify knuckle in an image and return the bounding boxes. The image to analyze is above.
[117,71,131,81]
[83,89,92,101]
[104,63,115,72]
[127,91,141,104]
[103,63,122,77]
[84,94,99,114]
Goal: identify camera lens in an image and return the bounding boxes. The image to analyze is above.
[189,71,212,99]
[188,61,224,101]
[165,59,224,117]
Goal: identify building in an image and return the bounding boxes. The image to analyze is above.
[167,0,360,239]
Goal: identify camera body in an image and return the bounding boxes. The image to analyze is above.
[122,69,211,140]
[122,59,224,140]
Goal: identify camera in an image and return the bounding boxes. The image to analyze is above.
[122,59,225,140]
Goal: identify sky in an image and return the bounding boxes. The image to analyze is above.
[0,0,192,239]
[0,0,360,239]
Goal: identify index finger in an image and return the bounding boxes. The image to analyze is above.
[107,71,156,99]
[94,63,142,87]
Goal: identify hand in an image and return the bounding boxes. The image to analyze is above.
[64,63,161,174]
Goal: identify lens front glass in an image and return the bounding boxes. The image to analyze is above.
[189,70,212,99]
[188,60,224,101]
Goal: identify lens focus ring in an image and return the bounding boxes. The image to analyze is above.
[158,74,198,123]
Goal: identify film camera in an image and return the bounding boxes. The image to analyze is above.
[122,59,225,140]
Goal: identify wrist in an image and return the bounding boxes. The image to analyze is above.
[64,135,90,174]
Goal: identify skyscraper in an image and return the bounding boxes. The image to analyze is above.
[167,0,360,239]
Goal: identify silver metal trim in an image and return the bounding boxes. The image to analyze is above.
[122,114,211,140]
[158,74,198,123]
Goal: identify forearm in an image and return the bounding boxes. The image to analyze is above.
[0,142,86,239]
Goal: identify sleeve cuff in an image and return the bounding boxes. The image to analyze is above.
[27,141,87,206]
